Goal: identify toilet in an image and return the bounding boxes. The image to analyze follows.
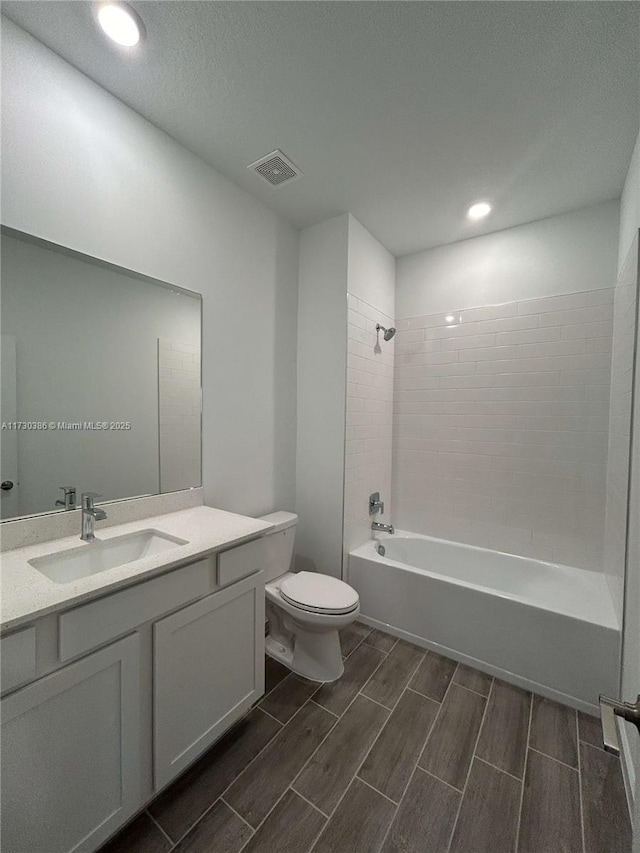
[259,511,360,682]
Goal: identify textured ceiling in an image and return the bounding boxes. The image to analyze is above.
[3,1,639,256]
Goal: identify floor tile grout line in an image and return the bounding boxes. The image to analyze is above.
[356,779,399,853]
[262,668,292,698]
[355,773,402,807]
[339,623,375,662]
[578,737,607,753]
[257,706,286,726]
[445,671,495,853]
[308,697,340,718]
[151,702,277,845]
[259,667,298,711]
[362,636,399,655]
[220,796,257,833]
[304,795,335,853]
[145,809,174,847]
[358,690,394,712]
[386,682,446,806]
[285,690,362,813]
[576,711,587,853]
[528,746,579,772]
[264,696,344,811]
[407,677,487,705]
[419,765,466,795]
[216,698,321,811]
[580,739,611,757]
[353,648,430,797]
[307,740,386,853]
[414,659,460,773]
[167,793,249,850]
[232,782,298,852]
[514,692,534,853]
[287,786,331,819]
[475,755,525,784]
[450,677,494,699]
[310,632,390,715]
[287,661,402,814]
[305,669,425,838]
[360,642,426,711]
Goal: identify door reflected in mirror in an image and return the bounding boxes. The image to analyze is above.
[0,227,202,521]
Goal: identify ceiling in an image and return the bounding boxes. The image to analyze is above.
[3,1,639,256]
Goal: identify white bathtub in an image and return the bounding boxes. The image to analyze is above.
[348,531,620,713]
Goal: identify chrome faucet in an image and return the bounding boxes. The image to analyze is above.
[55,485,77,511]
[372,520,394,534]
[80,492,107,541]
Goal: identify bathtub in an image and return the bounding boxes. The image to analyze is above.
[348,531,620,713]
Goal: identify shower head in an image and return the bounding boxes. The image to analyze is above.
[376,323,396,341]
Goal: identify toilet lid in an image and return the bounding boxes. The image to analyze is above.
[280,572,359,615]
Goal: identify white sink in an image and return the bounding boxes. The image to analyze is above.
[29,529,189,584]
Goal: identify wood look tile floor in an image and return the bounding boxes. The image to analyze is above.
[99,623,632,853]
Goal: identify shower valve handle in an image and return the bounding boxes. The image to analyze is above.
[369,492,384,515]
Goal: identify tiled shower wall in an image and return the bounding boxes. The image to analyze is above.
[392,289,614,570]
[344,294,394,566]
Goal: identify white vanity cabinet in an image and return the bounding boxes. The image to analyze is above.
[154,572,265,789]
[1,634,141,853]
[0,534,267,853]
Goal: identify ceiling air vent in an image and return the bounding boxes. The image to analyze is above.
[247,150,303,187]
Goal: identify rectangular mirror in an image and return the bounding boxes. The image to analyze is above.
[1,227,202,521]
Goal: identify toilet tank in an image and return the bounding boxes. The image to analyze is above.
[258,512,298,583]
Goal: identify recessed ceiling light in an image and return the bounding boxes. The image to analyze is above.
[97,3,142,46]
[467,202,492,221]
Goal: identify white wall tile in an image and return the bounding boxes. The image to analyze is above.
[393,290,613,571]
[344,294,394,560]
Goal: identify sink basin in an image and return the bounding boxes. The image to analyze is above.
[29,529,189,584]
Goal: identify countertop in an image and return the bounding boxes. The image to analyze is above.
[0,505,273,632]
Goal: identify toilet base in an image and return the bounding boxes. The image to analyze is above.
[264,574,360,683]
[265,627,345,682]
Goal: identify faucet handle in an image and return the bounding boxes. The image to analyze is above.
[56,485,77,510]
[369,492,384,515]
[81,491,102,508]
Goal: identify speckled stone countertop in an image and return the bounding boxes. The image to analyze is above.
[1,506,273,633]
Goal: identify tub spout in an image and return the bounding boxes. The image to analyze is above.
[372,521,394,534]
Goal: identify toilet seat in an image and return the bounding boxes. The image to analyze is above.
[279,571,359,615]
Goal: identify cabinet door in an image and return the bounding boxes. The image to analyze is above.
[154,572,264,790]
[1,634,141,853]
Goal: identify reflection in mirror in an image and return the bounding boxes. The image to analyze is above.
[0,227,202,521]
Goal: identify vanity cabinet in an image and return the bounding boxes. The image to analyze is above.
[1,634,141,853]
[0,535,267,853]
[154,572,264,789]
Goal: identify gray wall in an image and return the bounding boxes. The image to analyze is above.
[1,19,299,518]
[396,201,619,318]
[296,214,348,577]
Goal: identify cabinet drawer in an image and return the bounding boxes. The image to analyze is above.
[59,558,216,661]
[1,626,36,693]
[218,537,266,587]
